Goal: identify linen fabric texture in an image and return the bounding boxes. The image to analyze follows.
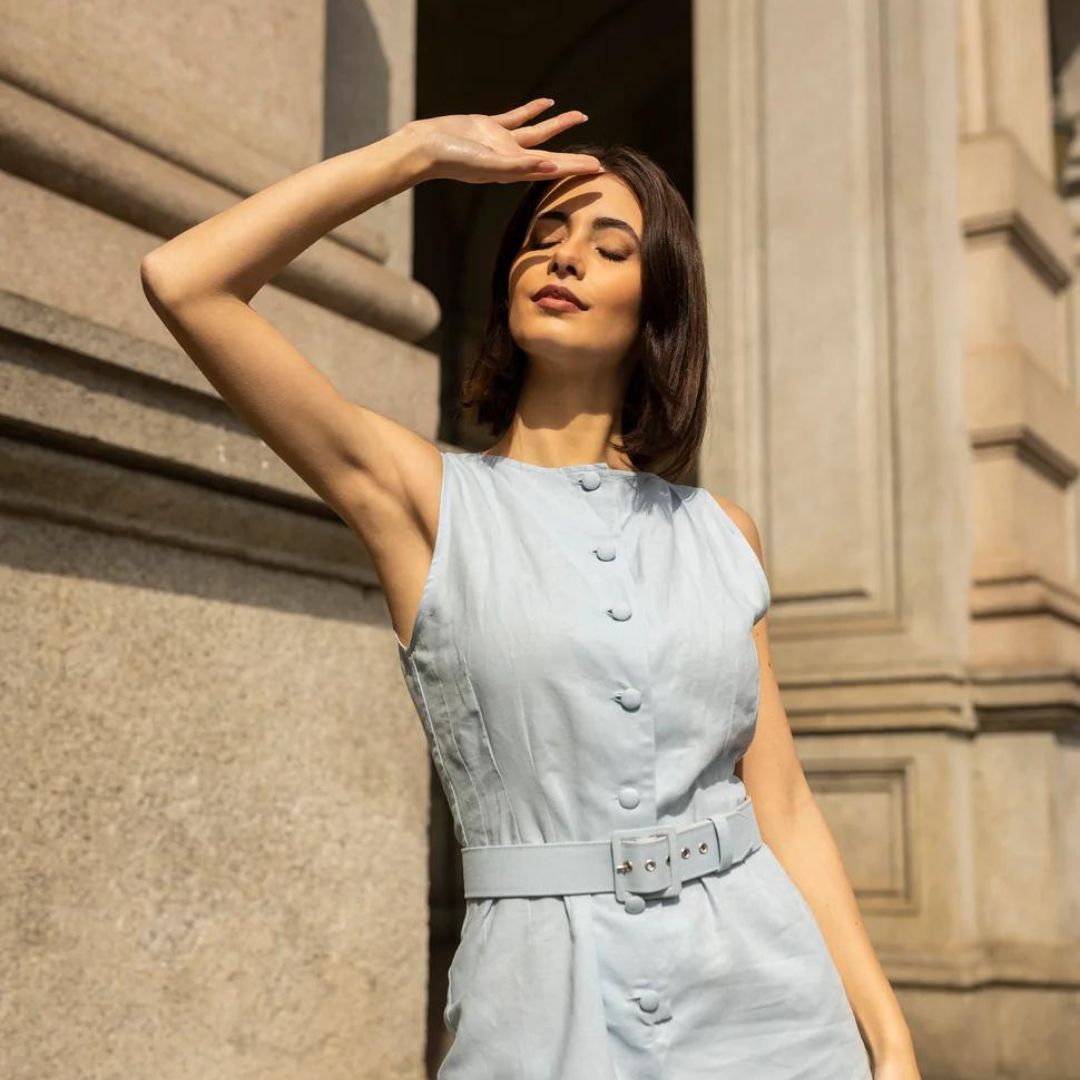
[396,450,872,1080]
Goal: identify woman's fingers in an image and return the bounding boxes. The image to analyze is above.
[417,100,601,183]
[514,149,603,176]
[488,97,557,129]
[513,110,590,148]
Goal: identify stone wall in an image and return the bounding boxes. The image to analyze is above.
[1,2,437,1078]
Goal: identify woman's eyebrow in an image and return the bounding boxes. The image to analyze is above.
[533,209,640,246]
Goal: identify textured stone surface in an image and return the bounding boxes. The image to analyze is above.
[694,2,1079,1076]
[0,506,430,1080]
[2,0,431,1075]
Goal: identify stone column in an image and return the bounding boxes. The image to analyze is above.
[956,0,1080,1071]
[1056,0,1080,596]
[695,0,1077,1076]
[1,3,437,1078]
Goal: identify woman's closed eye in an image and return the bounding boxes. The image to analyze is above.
[529,239,629,262]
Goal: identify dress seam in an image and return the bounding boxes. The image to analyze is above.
[432,644,491,844]
[464,665,523,845]
[405,650,468,846]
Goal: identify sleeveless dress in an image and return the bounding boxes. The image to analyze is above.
[396,450,873,1080]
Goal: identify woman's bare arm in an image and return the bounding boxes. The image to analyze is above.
[139,100,602,647]
[720,497,920,1077]
[139,129,435,520]
[140,103,601,515]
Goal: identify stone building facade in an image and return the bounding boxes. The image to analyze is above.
[1,1,1076,1078]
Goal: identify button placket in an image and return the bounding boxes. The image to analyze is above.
[573,468,676,1017]
[575,470,658,871]
[580,474,639,719]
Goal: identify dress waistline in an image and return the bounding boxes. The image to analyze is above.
[461,796,762,905]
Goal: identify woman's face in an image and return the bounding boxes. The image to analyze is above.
[508,173,643,374]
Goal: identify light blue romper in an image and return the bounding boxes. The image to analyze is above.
[397,450,873,1080]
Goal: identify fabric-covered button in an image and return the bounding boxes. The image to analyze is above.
[623,894,646,915]
[607,601,632,621]
[595,541,616,561]
[618,786,640,809]
[614,687,642,711]
[579,469,601,490]
[628,986,673,1024]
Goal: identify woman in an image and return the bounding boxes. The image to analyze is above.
[141,98,920,1079]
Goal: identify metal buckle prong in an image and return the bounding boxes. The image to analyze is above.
[610,825,682,904]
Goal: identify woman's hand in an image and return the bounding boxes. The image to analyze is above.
[399,98,603,185]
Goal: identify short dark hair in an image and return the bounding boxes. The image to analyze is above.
[459,142,710,483]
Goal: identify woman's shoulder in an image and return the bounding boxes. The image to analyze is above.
[703,491,764,568]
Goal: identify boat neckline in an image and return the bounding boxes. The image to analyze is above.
[471,451,646,477]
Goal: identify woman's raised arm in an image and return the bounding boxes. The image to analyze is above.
[139,102,601,518]
[139,127,439,519]
[139,101,601,646]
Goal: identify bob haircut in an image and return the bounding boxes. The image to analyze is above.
[459,142,710,483]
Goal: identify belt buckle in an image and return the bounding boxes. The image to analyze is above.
[610,825,682,904]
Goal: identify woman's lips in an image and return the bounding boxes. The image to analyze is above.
[534,296,586,312]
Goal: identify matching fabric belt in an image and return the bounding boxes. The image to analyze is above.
[461,797,762,905]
